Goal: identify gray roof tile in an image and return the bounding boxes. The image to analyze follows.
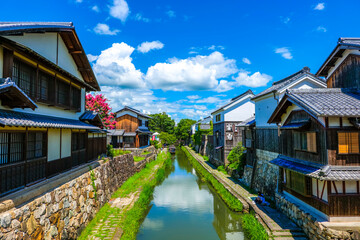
[0,109,99,130]
[287,88,360,117]
[252,67,326,100]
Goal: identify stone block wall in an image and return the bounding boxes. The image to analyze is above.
[251,149,279,200]
[0,154,136,240]
[276,193,359,240]
[242,165,253,187]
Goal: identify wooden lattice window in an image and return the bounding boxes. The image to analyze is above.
[27,132,46,160]
[38,71,55,102]
[285,170,311,196]
[71,87,81,110]
[12,59,36,98]
[338,132,359,154]
[58,80,70,106]
[294,131,317,153]
[72,132,86,151]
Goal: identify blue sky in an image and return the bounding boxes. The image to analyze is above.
[2,0,360,122]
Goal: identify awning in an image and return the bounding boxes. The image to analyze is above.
[107,129,125,136]
[123,132,136,137]
[136,127,152,134]
[349,118,360,129]
[0,109,99,130]
[80,111,104,128]
[281,120,310,129]
[270,155,322,176]
[0,78,37,110]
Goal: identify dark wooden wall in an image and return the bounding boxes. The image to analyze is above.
[116,114,139,132]
[327,54,360,90]
[255,128,280,153]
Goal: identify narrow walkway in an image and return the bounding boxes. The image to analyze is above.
[185,147,308,240]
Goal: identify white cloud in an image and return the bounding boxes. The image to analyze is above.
[314,3,325,10]
[87,54,98,62]
[135,13,150,22]
[316,26,327,32]
[208,45,225,50]
[110,0,130,22]
[137,41,164,53]
[275,47,293,60]
[92,5,100,12]
[189,51,198,54]
[282,17,290,24]
[75,0,83,3]
[166,10,176,18]
[145,51,238,91]
[187,95,201,100]
[195,97,223,104]
[93,23,120,35]
[91,42,146,88]
[214,80,235,92]
[234,71,272,87]
[242,57,251,65]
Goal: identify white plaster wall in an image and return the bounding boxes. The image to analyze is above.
[327,49,360,78]
[331,181,344,194]
[343,118,353,127]
[346,181,358,194]
[255,96,278,127]
[224,99,255,122]
[5,33,84,81]
[329,117,339,127]
[48,128,60,161]
[0,46,3,78]
[280,104,301,125]
[61,129,71,158]
[0,103,82,120]
[311,179,328,202]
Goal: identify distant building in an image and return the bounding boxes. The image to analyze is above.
[268,38,360,220]
[111,106,152,148]
[0,22,105,197]
[211,90,255,166]
[191,116,212,135]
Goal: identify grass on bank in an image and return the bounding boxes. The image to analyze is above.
[133,156,145,162]
[242,213,269,240]
[182,147,269,240]
[141,151,151,155]
[79,151,172,240]
[181,146,243,212]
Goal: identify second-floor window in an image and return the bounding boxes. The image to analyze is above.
[294,131,317,153]
[138,119,142,126]
[145,121,149,127]
[216,114,221,122]
[12,59,36,98]
[338,132,359,154]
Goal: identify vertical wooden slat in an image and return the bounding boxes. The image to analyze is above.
[2,48,14,78]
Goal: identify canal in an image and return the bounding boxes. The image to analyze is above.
[137,149,247,240]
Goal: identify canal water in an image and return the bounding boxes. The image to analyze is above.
[137,149,246,240]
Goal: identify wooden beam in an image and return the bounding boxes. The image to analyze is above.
[357,181,359,195]
[70,50,82,54]
[320,181,326,199]
[339,117,343,128]
[343,181,346,194]
[332,181,338,194]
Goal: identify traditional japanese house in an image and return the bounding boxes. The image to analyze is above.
[245,67,326,197]
[0,22,106,197]
[114,106,152,148]
[268,38,360,221]
[211,90,255,166]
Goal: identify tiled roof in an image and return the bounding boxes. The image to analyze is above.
[123,132,136,137]
[252,67,326,100]
[211,89,254,114]
[0,78,37,110]
[271,155,360,180]
[107,129,125,136]
[80,111,98,121]
[0,109,99,130]
[116,106,151,119]
[0,22,74,34]
[286,88,360,117]
[236,116,255,127]
[338,37,360,47]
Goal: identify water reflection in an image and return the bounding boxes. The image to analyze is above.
[137,149,246,240]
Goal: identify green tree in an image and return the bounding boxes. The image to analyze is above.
[175,119,196,143]
[149,112,175,134]
[227,143,246,175]
[159,132,177,145]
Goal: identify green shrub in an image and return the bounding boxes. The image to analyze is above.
[227,143,246,175]
[203,156,209,161]
[107,144,114,158]
[133,156,145,162]
[217,165,227,174]
[242,214,269,240]
[141,151,151,155]
[150,140,160,149]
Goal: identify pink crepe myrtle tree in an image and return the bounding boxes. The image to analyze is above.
[85,93,116,129]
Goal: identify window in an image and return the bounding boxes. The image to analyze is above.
[38,71,55,102]
[124,136,135,143]
[138,119,142,126]
[145,121,149,127]
[338,132,359,154]
[294,132,317,152]
[285,169,311,196]
[71,87,81,110]
[72,132,86,151]
[216,114,221,122]
[27,132,46,160]
[12,59,36,97]
[58,80,70,106]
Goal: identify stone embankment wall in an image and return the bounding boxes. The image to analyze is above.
[250,149,279,200]
[128,145,156,157]
[0,154,136,240]
[135,152,157,172]
[276,193,360,240]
